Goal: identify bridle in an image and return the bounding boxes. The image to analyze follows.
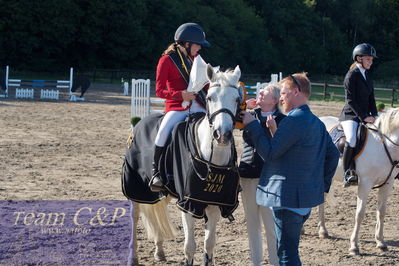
[363,122,399,189]
[199,82,242,167]
[206,83,241,128]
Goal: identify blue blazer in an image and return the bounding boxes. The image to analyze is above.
[244,105,339,208]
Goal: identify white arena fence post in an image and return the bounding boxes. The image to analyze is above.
[270,74,278,83]
[131,79,151,119]
[244,73,280,99]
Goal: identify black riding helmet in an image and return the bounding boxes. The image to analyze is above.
[174,23,210,47]
[352,43,378,61]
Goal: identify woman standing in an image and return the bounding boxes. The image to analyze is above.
[149,23,210,192]
[339,43,378,187]
[238,84,285,266]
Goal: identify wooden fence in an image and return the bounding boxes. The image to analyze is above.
[311,82,398,107]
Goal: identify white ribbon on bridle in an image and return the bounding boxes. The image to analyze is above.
[182,55,219,108]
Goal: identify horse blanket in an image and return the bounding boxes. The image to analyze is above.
[121,113,240,219]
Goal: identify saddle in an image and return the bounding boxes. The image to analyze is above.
[329,123,368,158]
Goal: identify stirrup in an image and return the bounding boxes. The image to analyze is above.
[149,175,164,192]
[343,170,358,187]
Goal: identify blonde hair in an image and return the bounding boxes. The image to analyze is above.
[279,72,311,97]
[349,62,357,71]
[162,43,177,56]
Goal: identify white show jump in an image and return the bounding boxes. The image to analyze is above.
[130,79,164,119]
[0,66,83,102]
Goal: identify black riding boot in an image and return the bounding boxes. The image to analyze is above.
[343,142,358,187]
[149,145,164,192]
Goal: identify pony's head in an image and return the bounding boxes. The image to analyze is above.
[205,64,244,145]
[376,107,399,140]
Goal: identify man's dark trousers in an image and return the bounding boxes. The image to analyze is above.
[273,209,311,266]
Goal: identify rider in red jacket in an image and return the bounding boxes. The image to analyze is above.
[149,23,211,192]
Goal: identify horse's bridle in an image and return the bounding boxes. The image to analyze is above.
[200,83,242,167]
[205,83,241,128]
[364,123,399,189]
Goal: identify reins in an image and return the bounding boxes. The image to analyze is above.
[362,122,399,189]
[190,116,237,177]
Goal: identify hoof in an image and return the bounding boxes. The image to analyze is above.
[349,247,360,256]
[154,251,166,261]
[377,244,388,252]
[183,258,194,266]
[202,253,213,266]
[318,231,329,239]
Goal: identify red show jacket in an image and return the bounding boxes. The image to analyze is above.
[155,54,192,113]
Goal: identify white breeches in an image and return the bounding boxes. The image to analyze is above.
[341,120,358,148]
[240,178,279,266]
[154,101,206,147]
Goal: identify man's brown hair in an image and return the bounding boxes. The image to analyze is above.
[279,72,311,97]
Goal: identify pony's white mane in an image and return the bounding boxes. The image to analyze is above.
[376,107,399,135]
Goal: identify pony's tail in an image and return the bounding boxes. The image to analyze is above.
[139,196,177,241]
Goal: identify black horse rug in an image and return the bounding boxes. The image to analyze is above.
[121,113,240,220]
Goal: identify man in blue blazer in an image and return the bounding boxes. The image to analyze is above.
[240,73,339,266]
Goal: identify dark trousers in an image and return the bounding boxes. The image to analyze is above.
[272,209,311,266]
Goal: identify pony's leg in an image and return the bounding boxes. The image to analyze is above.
[182,212,196,266]
[318,203,329,238]
[154,238,166,261]
[203,206,221,266]
[375,183,394,251]
[127,201,139,266]
[349,184,372,255]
